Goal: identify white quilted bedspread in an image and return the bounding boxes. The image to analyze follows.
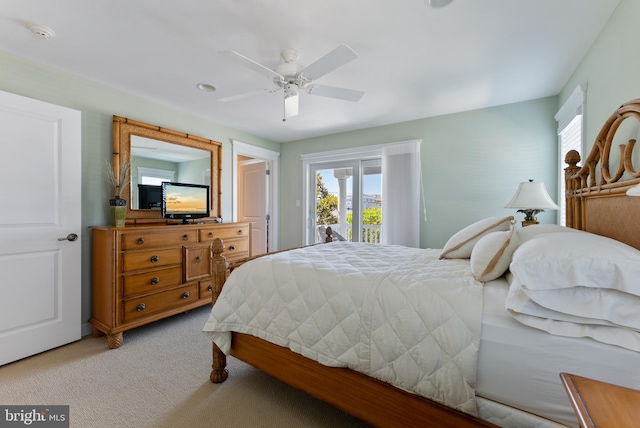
[203,242,483,415]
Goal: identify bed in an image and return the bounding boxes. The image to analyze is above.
[203,98,640,428]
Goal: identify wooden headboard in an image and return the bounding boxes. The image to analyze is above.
[564,98,640,250]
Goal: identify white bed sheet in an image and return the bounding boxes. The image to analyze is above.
[477,275,640,427]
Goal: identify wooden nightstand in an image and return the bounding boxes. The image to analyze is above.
[560,372,640,427]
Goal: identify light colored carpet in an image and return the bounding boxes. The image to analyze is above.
[0,306,369,428]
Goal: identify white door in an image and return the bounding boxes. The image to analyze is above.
[0,91,82,366]
[238,160,267,256]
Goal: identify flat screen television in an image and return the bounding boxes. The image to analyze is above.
[138,184,162,210]
[162,182,210,224]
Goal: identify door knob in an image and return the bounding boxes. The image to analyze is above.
[58,233,78,242]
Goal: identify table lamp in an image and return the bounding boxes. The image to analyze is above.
[505,179,559,226]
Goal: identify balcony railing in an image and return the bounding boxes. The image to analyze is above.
[317,224,381,244]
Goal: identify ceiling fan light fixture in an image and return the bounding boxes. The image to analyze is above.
[283,85,299,121]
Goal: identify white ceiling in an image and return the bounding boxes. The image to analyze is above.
[0,0,620,143]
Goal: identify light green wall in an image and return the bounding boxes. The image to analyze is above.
[179,158,211,185]
[559,0,639,154]
[0,51,279,327]
[278,97,559,250]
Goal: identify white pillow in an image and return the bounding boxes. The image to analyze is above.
[440,216,514,259]
[510,232,640,293]
[470,227,518,281]
[516,223,582,245]
[509,232,640,329]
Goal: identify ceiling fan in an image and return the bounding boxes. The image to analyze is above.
[218,44,364,121]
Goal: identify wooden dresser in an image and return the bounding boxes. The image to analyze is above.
[90,222,250,348]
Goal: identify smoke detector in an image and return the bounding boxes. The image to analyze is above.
[196,83,217,92]
[28,24,56,39]
[427,0,453,8]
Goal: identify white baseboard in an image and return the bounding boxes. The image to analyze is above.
[81,321,93,337]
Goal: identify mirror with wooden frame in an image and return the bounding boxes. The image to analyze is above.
[112,115,222,223]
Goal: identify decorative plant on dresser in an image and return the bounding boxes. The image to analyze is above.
[90,222,250,348]
[106,157,130,227]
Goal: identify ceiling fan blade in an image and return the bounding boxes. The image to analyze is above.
[218,88,278,102]
[308,84,364,102]
[301,44,358,81]
[219,50,283,81]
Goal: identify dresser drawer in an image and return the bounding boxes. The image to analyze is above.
[121,230,197,250]
[199,280,214,301]
[122,248,182,271]
[184,244,212,282]
[222,237,249,261]
[123,267,182,297]
[123,284,198,323]
[199,224,249,242]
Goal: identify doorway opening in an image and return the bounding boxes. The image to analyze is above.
[232,140,280,255]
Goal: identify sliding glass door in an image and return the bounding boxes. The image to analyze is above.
[310,160,358,243]
[360,159,382,243]
[302,140,419,247]
[307,159,382,244]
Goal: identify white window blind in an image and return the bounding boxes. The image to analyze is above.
[558,115,582,225]
[555,84,585,226]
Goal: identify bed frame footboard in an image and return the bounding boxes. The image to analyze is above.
[210,238,229,383]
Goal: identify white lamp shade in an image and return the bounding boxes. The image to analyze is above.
[505,181,559,210]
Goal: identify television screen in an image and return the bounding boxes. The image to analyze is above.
[138,184,162,210]
[162,182,210,223]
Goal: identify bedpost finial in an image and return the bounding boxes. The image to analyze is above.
[565,150,581,167]
[213,238,225,255]
[325,226,333,242]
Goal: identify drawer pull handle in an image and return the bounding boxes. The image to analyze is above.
[208,232,214,238]
[137,238,144,245]
[150,255,159,263]
[150,277,159,285]
[237,229,243,235]
[136,303,146,312]
[207,285,213,292]
[183,234,189,241]
[195,256,202,263]
[182,291,190,299]
[229,245,235,251]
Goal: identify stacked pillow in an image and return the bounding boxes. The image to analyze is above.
[508,232,640,326]
[506,231,640,351]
